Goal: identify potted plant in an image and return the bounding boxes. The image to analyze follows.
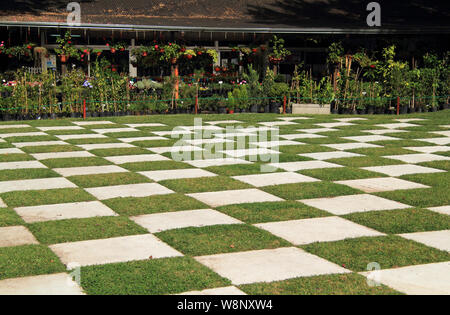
[54,32,80,62]
[268,35,291,75]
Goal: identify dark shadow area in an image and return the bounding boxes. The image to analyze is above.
[247,0,450,29]
[0,0,94,16]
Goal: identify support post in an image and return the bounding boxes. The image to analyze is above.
[83,99,86,119]
[283,95,287,114]
[397,96,400,116]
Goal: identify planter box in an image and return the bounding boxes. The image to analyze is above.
[292,103,330,115]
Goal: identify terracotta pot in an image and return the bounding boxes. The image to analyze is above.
[215,67,221,72]
[142,52,148,57]
[60,55,68,63]
[187,55,193,60]
[97,52,102,56]
[171,58,177,64]
[228,110,234,114]
[110,48,116,54]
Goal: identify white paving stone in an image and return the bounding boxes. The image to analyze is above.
[428,206,450,216]
[0,177,77,193]
[78,143,135,150]
[104,154,169,164]
[376,123,418,129]
[195,247,349,285]
[180,125,224,131]
[118,136,167,143]
[0,226,39,247]
[85,183,174,200]
[280,134,325,140]
[56,134,108,140]
[344,135,400,142]
[131,209,242,233]
[186,158,253,168]
[125,123,166,128]
[0,161,46,170]
[297,128,337,134]
[363,129,407,135]
[187,189,283,208]
[178,286,246,295]
[235,127,276,133]
[13,141,68,148]
[252,140,302,148]
[184,138,234,146]
[140,169,217,181]
[396,119,426,123]
[31,151,94,160]
[399,230,450,252]
[316,122,354,128]
[73,121,115,126]
[417,138,450,145]
[335,118,367,122]
[0,148,23,154]
[360,262,450,295]
[278,117,311,121]
[37,126,84,131]
[220,148,279,158]
[336,177,429,193]
[14,201,118,223]
[300,194,411,215]
[93,128,138,134]
[270,161,343,172]
[232,172,319,187]
[0,132,47,138]
[53,165,128,177]
[259,121,298,127]
[214,132,256,139]
[384,153,450,164]
[255,217,384,245]
[432,130,450,137]
[0,273,85,295]
[50,234,183,267]
[362,164,445,177]
[324,143,381,151]
[0,124,30,129]
[205,120,243,125]
[300,151,363,160]
[153,130,193,136]
[405,146,450,154]
[148,146,203,154]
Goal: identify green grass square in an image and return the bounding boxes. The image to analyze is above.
[80,257,230,295]
[0,245,65,280]
[216,201,331,224]
[328,156,403,167]
[89,147,152,157]
[418,160,450,171]
[261,182,362,200]
[103,193,208,216]
[159,176,251,194]
[399,172,448,188]
[343,209,450,234]
[0,208,24,227]
[375,187,449,208]
[302,235,450,272]
[349,147,418,156]
[27,216,148,244]
[1,188,95,207]
[155,224,291,256]
[278,144,334,154]
[300,137,352,145]
[0,154,34,162]
[205,163,279,176]
[6,135,58,143]
[68,172,151,188]
[132,139,182,148]
[371,140,432,147]
[121,160,192,172]
[66,138,120,145]
[240,273,402,295]
[0,169,60,182]
[299,167,386,181]
[21,145,83,154]
[41,157,112,168]
[384,131,441,139]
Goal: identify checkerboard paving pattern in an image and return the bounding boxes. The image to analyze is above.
[0,113,449,295]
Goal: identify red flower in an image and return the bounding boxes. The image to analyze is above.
[370,65,376,69]
[154,45,159,50]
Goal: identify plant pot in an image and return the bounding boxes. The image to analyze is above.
[228,110,235,114]
[331,108,339,114]
[60,55,68,63]
[264,105,270,113]
[250,104,258,113]
[351,109,358,115]
[286,107,292,114]
[409,107,416,114]
[358,109,367,115]
[367,106,374,115]
[432,106,438,112]
[441,104,449,110]
[271,103,281,113]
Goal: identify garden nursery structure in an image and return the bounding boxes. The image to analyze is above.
[0,0,449,118]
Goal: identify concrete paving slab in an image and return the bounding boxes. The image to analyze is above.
[296,128,337,134]
[186,158,253,168]
[255,217,384,245]
[195,247,349,285]
[0,178,77,193]
[0,273,85,295]
[220,148,280,158]
[0,226,39,247]
[0,161,47,170]
[405,146,450,154]
[178,286,246,295]
[269,161,343,172]
[131,209,242,233]
[15,201,118,223]
[125,123,166,128]
[259,121,298,127]
[37,126,84,131]
[417,138,450,145]
[85,183,174,200]
[362,164,445,177]
[53,165,128,177]
[300,194,411,215]
[300,151,363,160]
[316,122,355,128]
[432,131,450,137]
[324,143,381,151]
[384,154,450,164]
[335,177,429,193]
[104,154,170,164]
[399,230,450,252]
[360,262,450,295]
[344,135,400,142]
[78,143,135,150]
[187,189,283,208]
[428,206,450,216]
[148,146,203,154]
[376,123,418,129]
[363,129,407,135]
[232,172,319,187]
[93,128,138,134]
[0,132,47,138]
[73,121,115,126]
[13,141,68,148]
[252,140,302,148]
[0,148,24,154]
[50,234,183,267]
[31,151,94,160]
[0,124,31,129]
[140,169,217,181]
[280,134,325,140]
[118,136,167,143]
[56,134,108,140]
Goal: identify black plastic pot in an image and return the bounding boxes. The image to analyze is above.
[286,107,292,114]
[358,109,367,115]
[367,106,374,115]
[441,104,449,110]
[270,103,281,113]
[250,104,258,113]
[264,105,270,113]
[408,107,416,114]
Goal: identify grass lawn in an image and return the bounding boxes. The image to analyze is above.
[261,182,362,200]
[1,188,95,207]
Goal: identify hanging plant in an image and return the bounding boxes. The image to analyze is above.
[108,42,127,54]
[183,49,196,60]
[160,43,183,64]
[0,41,5,54]
[5,43,36,60]
[268,35,291,64]
[54,32,80,62]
